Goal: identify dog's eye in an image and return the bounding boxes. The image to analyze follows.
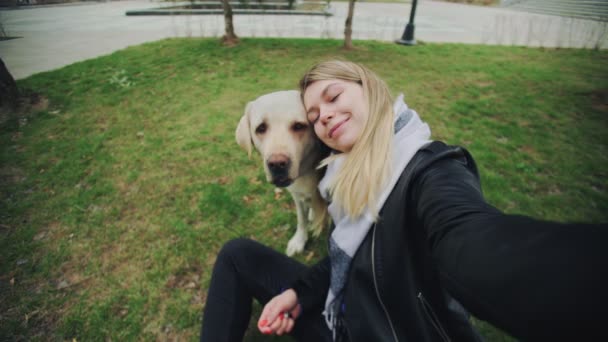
[292,122,308,132]
[255,123,267,134]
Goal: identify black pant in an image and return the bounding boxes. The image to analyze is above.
[200,238,332,342]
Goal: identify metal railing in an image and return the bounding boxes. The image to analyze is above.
[502,0,608,21]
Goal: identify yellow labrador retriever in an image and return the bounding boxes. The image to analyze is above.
[236,90,328,256]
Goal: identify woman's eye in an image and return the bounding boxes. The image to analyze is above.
[307,111,319,124]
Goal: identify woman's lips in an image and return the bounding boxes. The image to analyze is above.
[329,118,349,138]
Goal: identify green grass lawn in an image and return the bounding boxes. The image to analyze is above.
[1,38,606,341]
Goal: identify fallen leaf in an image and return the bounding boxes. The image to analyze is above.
[165,275,177,289]
[57,280,69,290]
[250,177,262,185]
[305,251,315,262]
[33,232,47,241]
[191,293,205,305]
[274,188,283,200]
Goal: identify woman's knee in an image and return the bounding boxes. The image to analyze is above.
[216,238,261,265]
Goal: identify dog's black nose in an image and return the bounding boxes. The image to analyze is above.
[267,154,291,174]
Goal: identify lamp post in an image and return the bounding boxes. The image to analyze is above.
[396,0,419,46]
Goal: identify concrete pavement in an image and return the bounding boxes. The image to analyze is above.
[1,0,606,80]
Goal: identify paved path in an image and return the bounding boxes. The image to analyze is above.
[1,0,606,79]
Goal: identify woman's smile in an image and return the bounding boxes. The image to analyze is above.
[329,117,349,138]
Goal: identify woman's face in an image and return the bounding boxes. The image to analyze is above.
[303,79,368,153]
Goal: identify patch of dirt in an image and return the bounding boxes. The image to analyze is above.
[0,165,26,186]
[475,81,495,88]
[165,264,203,291]
[518,145,540,159]
[216,176,230,185]
[0,268,67,341]
[0,92,49,127]
[546,185,562,195]
[157,326,198,342]
[588,89,608,112]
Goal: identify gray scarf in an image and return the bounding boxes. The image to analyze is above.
[319,94,432,338]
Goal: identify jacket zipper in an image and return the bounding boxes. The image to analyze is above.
[417,292,451,342]
[328,227,354,342]
[336,312,353,342]
[371,225,399,342]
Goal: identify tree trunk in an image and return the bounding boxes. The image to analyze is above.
[0,58,18,110]
[221,0,239,46]
[343,0,356,50]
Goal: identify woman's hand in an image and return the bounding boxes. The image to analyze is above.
[258,289,302,336]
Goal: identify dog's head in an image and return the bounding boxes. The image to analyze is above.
[236,90,318,187]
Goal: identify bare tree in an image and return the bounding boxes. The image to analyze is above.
[221,0,239,45]
[0,58,18,111]
[0,21,7,40]
[343,0,356,49]
[1,11,9,40]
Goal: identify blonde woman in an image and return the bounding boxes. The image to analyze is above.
[201,61,608,342]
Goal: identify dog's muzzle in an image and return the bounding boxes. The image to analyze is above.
[267,154,293,187]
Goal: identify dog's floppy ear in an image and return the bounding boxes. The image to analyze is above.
[235,101,253,158]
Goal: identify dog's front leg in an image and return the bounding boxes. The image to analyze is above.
[286,196,310,256]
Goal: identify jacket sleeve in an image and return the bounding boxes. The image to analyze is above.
[410,154,608,340]
[290,256,330,314]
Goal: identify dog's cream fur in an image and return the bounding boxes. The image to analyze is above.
[236,90,328,256]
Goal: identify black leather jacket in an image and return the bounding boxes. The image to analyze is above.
[292,142,608,341]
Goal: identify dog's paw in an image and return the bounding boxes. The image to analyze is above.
[286,232,307,256]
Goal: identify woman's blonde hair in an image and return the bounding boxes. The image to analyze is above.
[299,60,394,220]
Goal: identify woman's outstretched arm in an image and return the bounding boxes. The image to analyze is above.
[412,155,608,340]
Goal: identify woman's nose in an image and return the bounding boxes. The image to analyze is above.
[319,106,334,124]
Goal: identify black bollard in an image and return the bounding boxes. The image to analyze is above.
[396,0,419,46]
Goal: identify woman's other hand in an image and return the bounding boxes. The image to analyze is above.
[258,289,301,335]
